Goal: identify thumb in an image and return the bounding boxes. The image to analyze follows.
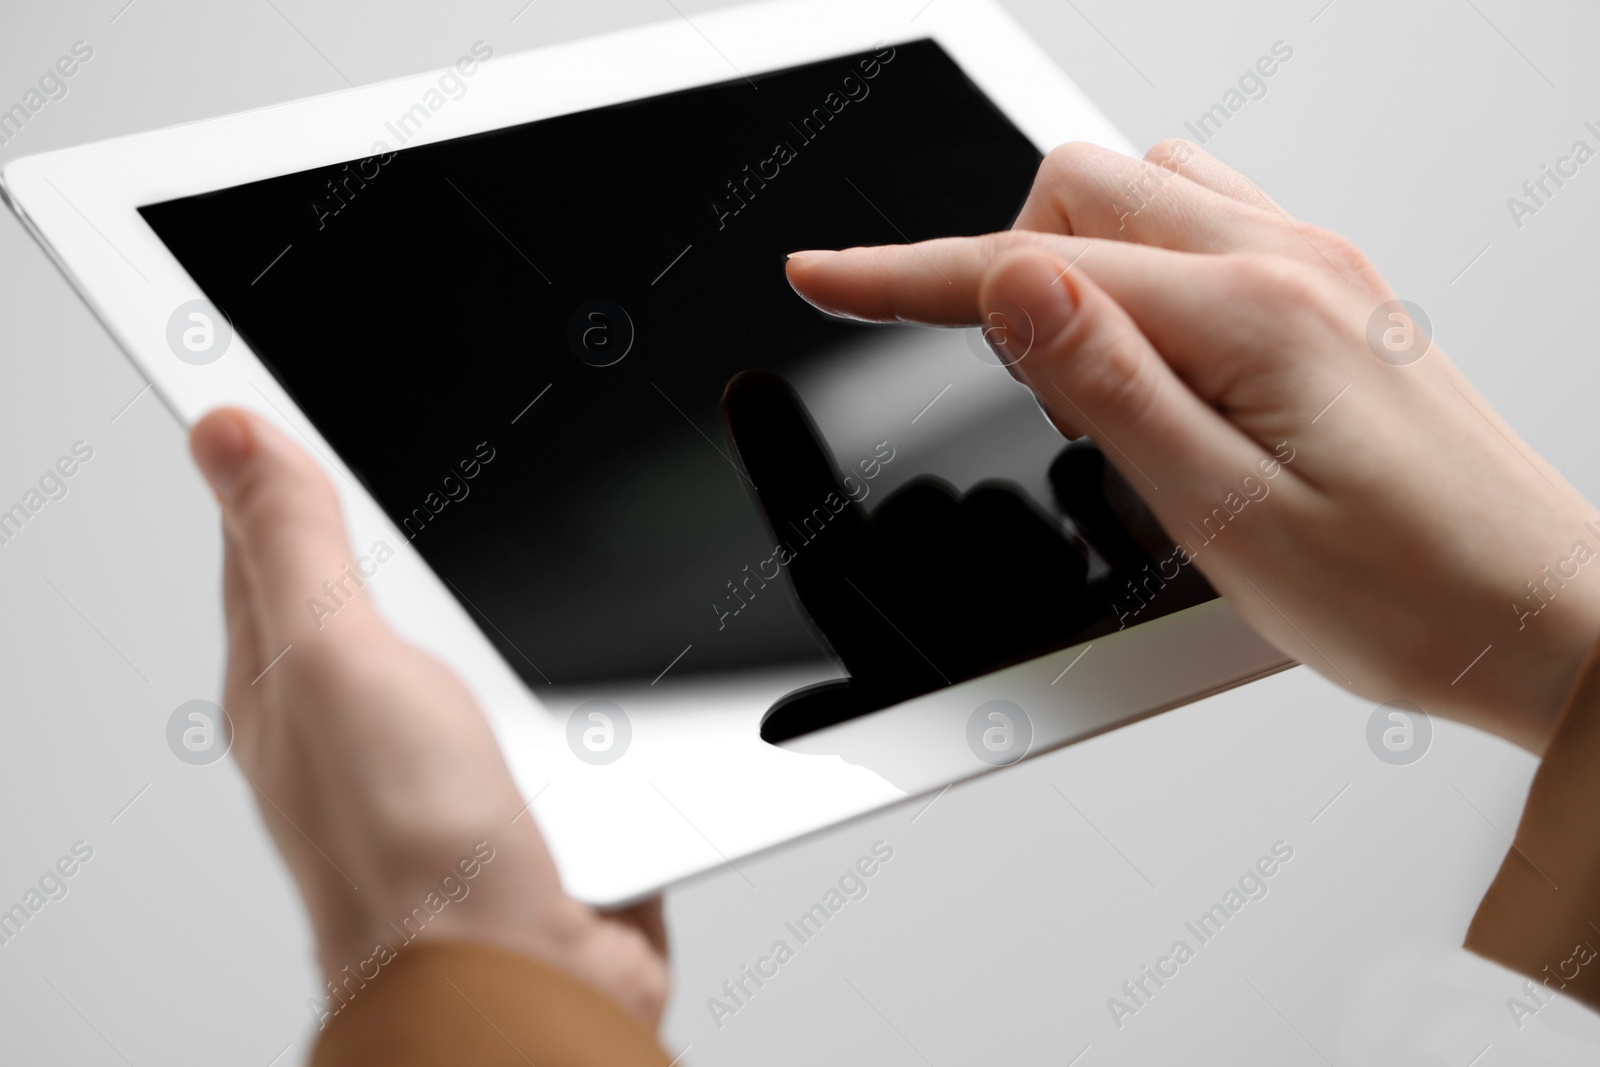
[977,248,1263,510]
[190,408,378,649]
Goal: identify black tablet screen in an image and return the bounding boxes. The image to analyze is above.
[141,39,1214,718]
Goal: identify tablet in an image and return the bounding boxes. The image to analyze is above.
[3,0,1291,905]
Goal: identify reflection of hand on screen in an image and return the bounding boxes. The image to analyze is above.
[722,370,1210,737]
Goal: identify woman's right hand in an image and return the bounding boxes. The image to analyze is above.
[786,140,1600,752]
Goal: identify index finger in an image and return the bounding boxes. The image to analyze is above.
[785,234,1370,430]
[785,232,1232,356]
[788,232,1096,326]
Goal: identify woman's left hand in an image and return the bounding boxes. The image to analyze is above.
[190,407,668,1025]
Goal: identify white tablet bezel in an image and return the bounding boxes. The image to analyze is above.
[3,0,1292,905]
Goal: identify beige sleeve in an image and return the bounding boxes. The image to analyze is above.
[1466,636,1600,1009]
[312,940,673,1067]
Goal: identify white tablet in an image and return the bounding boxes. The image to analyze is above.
[3,0,1290,905]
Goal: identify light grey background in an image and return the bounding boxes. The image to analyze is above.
[3,0,1599,1063]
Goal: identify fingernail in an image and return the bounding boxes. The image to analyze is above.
[787,249,837,262]
[192,409,254,498]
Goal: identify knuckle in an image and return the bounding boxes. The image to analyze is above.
[1037,141,1101,186]
[1294,223,1388,294]
[1306,225,1369,270]
[1024,143,1123,230]
[981,229,1047,267]
[977,229,1018,265]
[1053,320,1160,426]
[976,235,1049,308]
[1223,254,1349,346]
[1228,253,1323,305]
[230,456,341,534]
[1144,137,1197,172]
[1091,344,1161,426]
[227,467,283,532]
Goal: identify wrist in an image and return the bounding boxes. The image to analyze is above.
[1457,581,1600,753]
[310,835,520,983]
